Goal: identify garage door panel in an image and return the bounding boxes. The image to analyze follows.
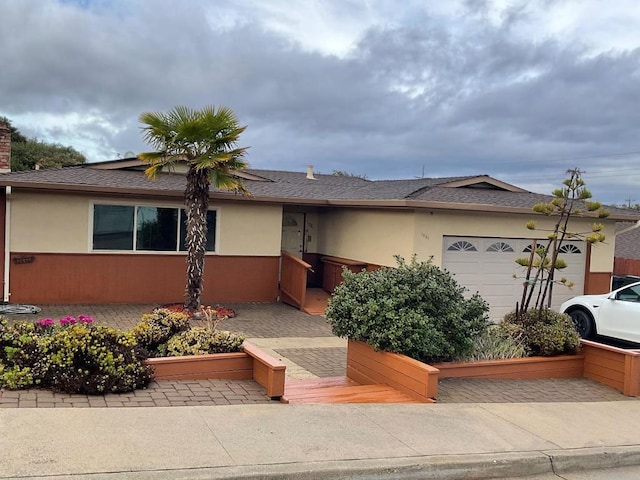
[443,236,585,321]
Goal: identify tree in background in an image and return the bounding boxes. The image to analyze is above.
[0,116,86,171]
[138,105,250,311]
[516,168,609,318]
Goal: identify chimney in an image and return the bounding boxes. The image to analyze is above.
[0,122,11,173]
[306,164,316,180]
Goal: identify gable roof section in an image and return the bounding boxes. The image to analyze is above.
[615,223,640,259]
[439,175,527,192]
[0,161,638,221]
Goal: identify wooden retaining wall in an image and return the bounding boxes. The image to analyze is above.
[582,340,640,397]
[146,341,286,399]
[346,340,439,402]
[435,355,585,380]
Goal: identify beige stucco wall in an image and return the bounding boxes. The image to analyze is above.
[217,203,282,255]
[9,190,282,256]
[316,207,616,273]
[10,191,90,253]
[317,208,415,266]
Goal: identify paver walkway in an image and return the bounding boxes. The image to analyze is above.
[1,302,637,407]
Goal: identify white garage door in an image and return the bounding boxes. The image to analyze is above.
[442,236,586,321]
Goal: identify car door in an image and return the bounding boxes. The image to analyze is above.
[596,284,640,342]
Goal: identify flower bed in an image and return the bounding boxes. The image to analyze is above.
[0,308,285,399]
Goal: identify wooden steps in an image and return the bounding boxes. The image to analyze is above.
[302,288,330,315]
[281,376,424,404]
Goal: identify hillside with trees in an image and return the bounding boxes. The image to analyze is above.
[1,117,86,171]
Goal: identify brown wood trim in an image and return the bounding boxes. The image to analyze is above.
[280,251,312,310]
[147,344,286,398]
[243,342,286,398]
[585,272,612,294]
[281,250,312,270]
[0,188,5,299]
[8,253,279,304]
[434,355,584,379]
[581,340,640,396]
[584,242,592,293]
[346,340,438,402]
[145,352,253,381]
[321,256,368,293]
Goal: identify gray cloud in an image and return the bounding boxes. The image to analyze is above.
[1,0,639,204]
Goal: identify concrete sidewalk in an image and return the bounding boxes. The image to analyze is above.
[2,401,640,479]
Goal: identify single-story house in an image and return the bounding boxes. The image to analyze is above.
[0,126,638,319]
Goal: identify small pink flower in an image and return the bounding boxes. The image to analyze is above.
[36,318,54,327]
[59,316,77,326]
[78,315,94,324]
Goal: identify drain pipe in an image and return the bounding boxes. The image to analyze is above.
[3,186,11,303]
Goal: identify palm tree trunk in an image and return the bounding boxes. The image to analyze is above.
[184,166,210,311]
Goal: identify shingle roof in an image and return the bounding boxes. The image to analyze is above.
[615,223,640,259]
[0,163,638,221]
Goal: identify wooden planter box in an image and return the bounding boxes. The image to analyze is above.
[145,342,286,399]
[346,340,439,402]
[581,339,640,396]
[434,354,585,380]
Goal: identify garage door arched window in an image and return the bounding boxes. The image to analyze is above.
[486,241,514,252]
[447,240,477,252]
[559,244,582,254]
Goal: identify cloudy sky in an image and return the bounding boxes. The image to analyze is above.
[1,0,639,204]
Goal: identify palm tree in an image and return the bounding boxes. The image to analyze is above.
[138,105,249,311]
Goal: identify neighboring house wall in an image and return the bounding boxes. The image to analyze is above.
[5,190,281,304]
[614,224,640,276]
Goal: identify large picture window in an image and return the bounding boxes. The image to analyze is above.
[93,204,217,252]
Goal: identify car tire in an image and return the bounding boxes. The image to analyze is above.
[568,309,594,339]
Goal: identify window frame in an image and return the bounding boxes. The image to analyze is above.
[89,200,219,254]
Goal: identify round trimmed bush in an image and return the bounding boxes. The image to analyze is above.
[326,256,490,363]
[130,308,190,357]
[166,328,245,356]
[502,309,579,356]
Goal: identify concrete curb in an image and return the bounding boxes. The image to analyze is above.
[546,445,640,474]
[5,447,640,480]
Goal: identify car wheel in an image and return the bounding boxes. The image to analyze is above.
[568,309,594,339]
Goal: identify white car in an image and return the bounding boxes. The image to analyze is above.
[560,281,640,343]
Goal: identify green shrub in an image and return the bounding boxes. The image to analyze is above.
[0,320,152,394]
[326,256,490,363]
[458,324,527,361]
[166,328,245,356]
[130,308,190,357]
[40,324,153,394]
[502,309,579,356]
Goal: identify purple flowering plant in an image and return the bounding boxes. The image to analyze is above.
[35,314,94,331]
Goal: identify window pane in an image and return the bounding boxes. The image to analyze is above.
[93,205,134,250]
[136,207,178,251]
[180,209,216,252]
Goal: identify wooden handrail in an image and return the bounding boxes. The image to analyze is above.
[281,250,314,272]
[280,250,312,310]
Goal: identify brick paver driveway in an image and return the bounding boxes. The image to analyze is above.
[1,302,636,407]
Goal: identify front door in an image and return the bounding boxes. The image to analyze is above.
[281,212,304,258]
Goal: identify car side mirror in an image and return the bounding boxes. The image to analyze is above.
[608,293,618,300]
